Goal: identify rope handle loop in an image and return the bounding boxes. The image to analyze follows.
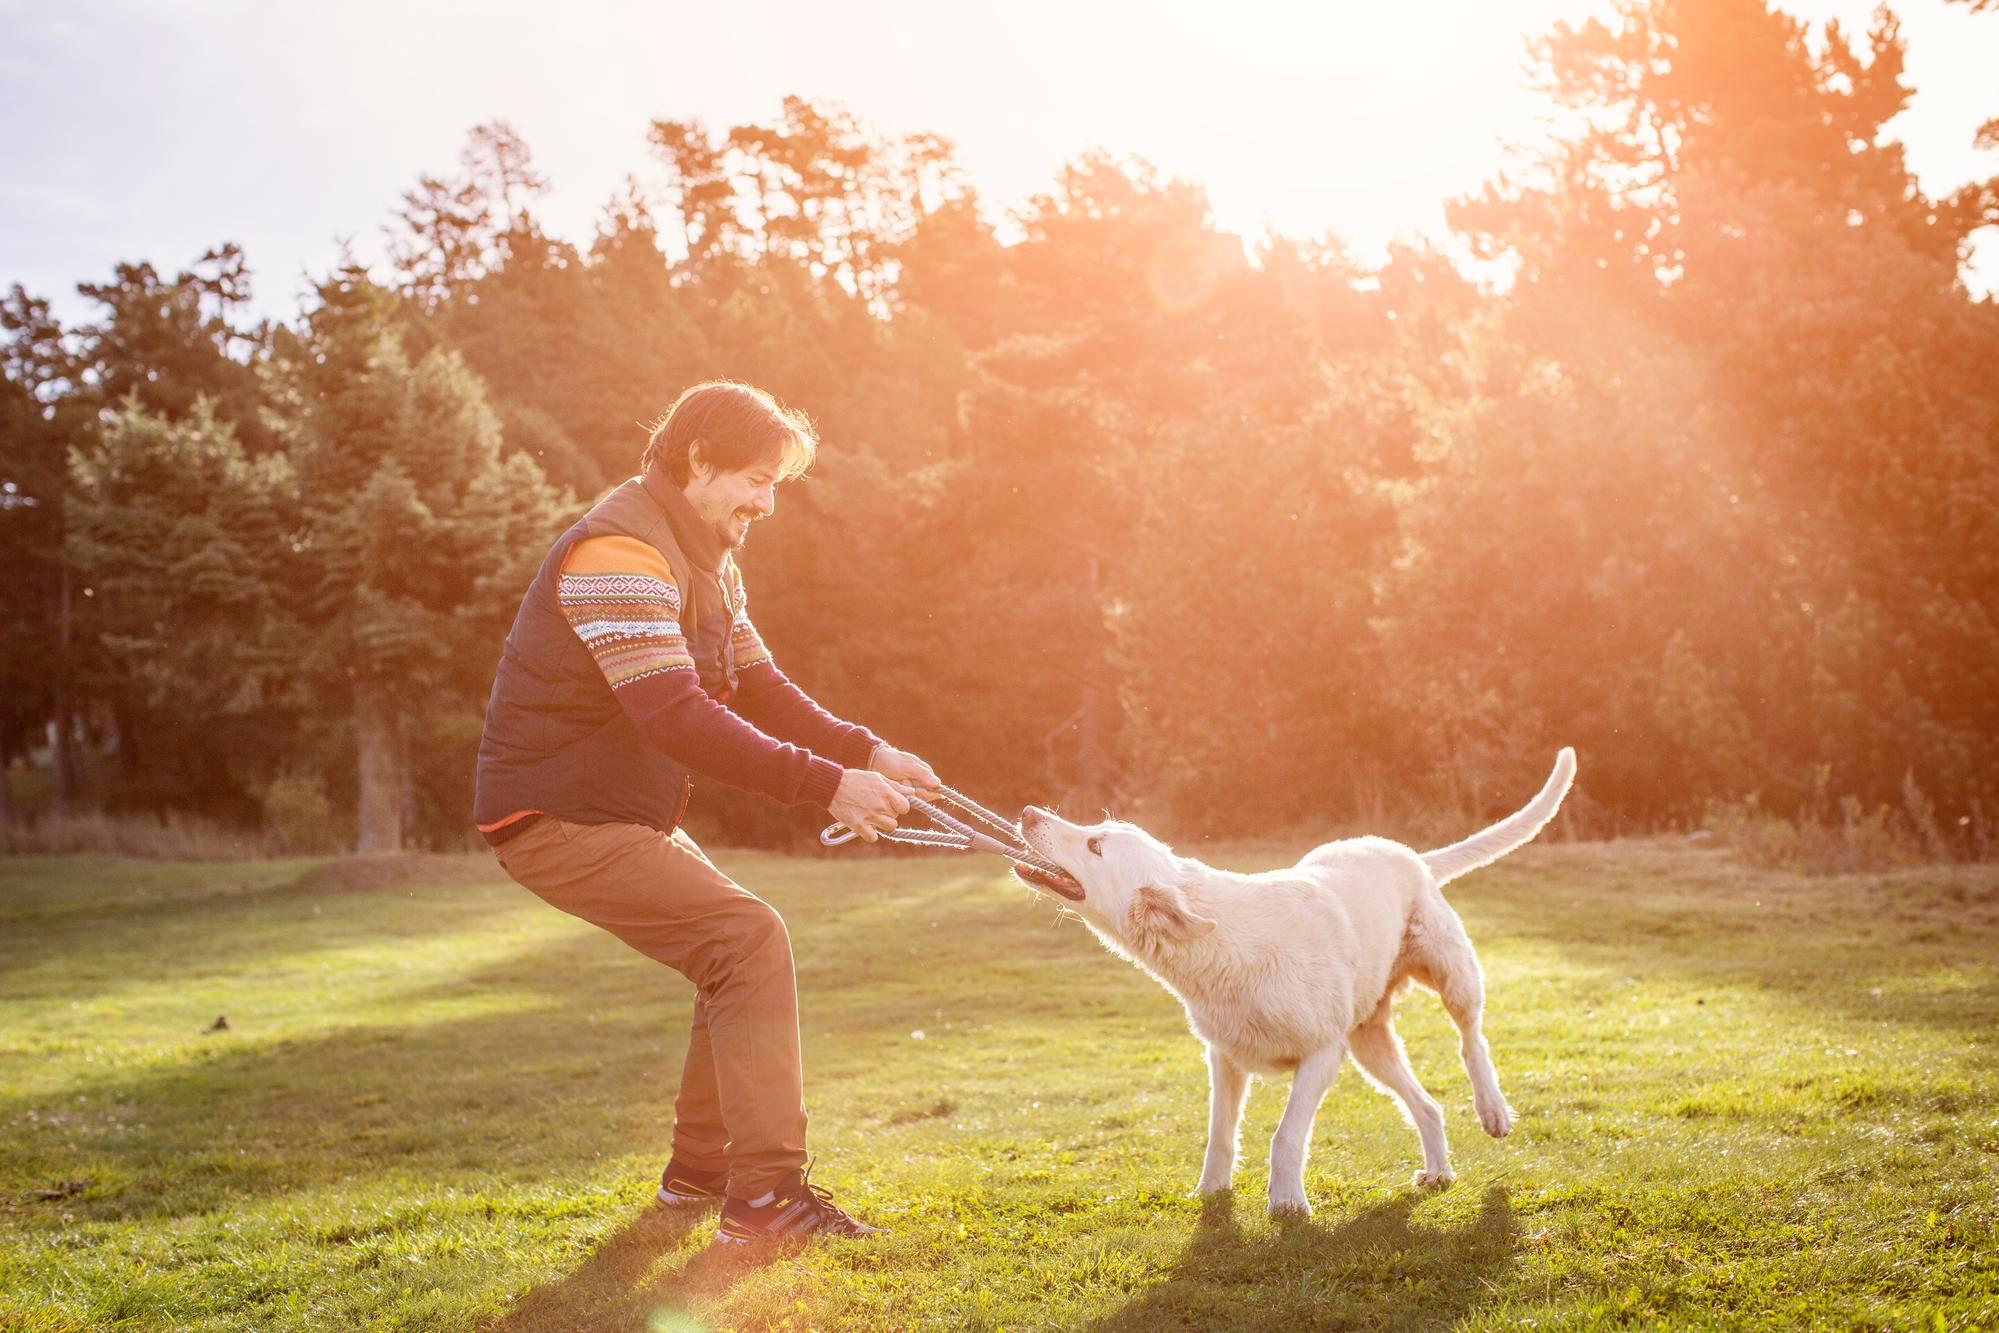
[818,781,1067,877]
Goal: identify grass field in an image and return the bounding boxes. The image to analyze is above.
[1,837,1995,1331]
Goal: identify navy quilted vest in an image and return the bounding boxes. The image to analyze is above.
[473,471,729,833]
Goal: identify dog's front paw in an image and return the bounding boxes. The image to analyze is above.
[1478,1098,1514,1139]
[1266,1188,1312,1219]
[1413,1167,1456,1189]
[1193,1177,1233,1199]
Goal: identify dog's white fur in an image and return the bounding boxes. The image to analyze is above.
[1017,748,1576,1216]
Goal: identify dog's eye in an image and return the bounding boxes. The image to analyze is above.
[1086,837,1103,855]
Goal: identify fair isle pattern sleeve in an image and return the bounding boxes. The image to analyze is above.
[559,536,695,686]
[722,561,885,766]
[724,564,773,671]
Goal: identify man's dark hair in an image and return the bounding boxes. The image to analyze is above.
[641,381,819,485]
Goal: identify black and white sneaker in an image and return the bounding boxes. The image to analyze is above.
[655,1159,729,1208]
[714,1164,884,1245]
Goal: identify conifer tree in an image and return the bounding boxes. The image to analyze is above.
[65,399,301,817]
[1,286,87,812]
[267,268,567,850]
[1416,0,1999,819]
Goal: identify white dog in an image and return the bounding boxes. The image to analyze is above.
[1014,748,1576,1216]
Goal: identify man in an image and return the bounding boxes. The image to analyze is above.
[474,380,933,1245]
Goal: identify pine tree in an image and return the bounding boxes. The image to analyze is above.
[266,269,568,851]
[1,286,89,812]
[65,399,301,818]
[1417,0,1999,820]
[76,244,271,451]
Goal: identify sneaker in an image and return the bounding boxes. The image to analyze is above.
[655,1158,729,1208]
[714,1164,884,1245]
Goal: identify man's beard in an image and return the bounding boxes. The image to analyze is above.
[717,509,756,550]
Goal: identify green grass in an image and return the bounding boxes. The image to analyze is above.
[1,839,1995,1331]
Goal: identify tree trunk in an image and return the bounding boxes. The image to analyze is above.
[398,715,420,851]
[49,568,75,814]
[355,682,404,853]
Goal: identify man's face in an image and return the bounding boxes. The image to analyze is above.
[684,453,780,551]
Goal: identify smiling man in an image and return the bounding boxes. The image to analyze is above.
[474,380,935,1246]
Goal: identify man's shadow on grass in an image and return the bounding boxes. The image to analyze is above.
[1092,1184,1518,1333]
[480,1204,760,1333]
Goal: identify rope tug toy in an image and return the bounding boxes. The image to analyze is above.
[819,784,1071,882]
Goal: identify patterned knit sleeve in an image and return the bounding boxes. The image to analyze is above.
[556,536,845,809]
[558,536,694,686]
[724,565,773,671]
[724,565,884,767]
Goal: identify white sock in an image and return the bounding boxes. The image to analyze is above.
[747,1190,776,1207]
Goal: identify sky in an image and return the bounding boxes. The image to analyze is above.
[3,0,1996,326]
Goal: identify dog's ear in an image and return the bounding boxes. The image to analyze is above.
[1135,884,1216,941]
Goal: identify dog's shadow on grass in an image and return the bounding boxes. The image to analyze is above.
[480,1204,760,1333]
[1093,1184,1518,1333]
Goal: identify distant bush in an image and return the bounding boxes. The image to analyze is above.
[1704,770,1997,875]
[1704,800,1920,875]
[260,775,345,855]
[0,810,264,859]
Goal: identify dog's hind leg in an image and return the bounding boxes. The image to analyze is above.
[1266,1043,1345,1218]
[1349,1013,1452,1186]
[1194,1044,1249,1197]
[1416,908,1513,1138]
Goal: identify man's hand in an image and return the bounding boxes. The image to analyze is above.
[869,745,942,799]
[830,768,914,843]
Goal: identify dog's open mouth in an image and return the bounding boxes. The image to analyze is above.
[1012,861,1085,901]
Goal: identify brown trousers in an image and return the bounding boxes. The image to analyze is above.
[493,815,807,1198]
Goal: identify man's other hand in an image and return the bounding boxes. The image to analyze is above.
[831,769,914,842]
[869,745,942,799]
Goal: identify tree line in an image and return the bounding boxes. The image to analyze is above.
[4,0,1997,854]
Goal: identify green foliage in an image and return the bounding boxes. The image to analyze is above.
[5,0,1998,847]
[262,268,570,848]
[73,245,271,451]
[0,287,86,794]
[68,399,299,708]
[65,398,301,817]
[259,774,342,855]
[1420,0,1999,826]
[1703,766,1996,874]
[0,371,64,765]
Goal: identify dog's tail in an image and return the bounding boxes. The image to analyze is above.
[1421,748,1577,888]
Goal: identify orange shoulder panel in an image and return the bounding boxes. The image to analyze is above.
[560,535,677,584]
